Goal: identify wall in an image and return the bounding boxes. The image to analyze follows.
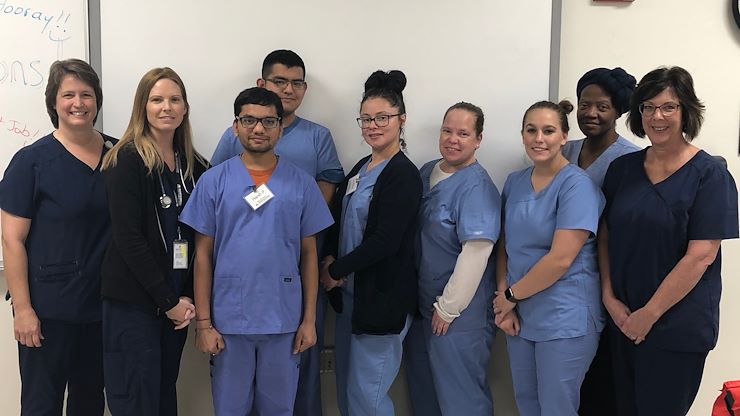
[558,1,740,414]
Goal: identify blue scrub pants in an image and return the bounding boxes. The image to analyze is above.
[347,314,412,416]
[424,320,495,416]
[506,332,599,416]
[294,288,328,416]
[403,316,442,416]
[608,327,707,416]
[102,298,188,416]
[211,332,300,416]
[334,286,354,416]
[18,319,104,416]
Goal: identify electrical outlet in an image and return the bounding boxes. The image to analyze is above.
[320,348,336,373]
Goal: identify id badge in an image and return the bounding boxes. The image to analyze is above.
[244,184,274,210]
[173,240,188,269]
[345,174,360,195]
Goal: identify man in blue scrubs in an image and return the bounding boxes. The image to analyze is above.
[210,49,343,416]
[181,87,334,416]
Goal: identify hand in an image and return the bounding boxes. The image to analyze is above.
[431,309,451,336]
[492,291,516,317]
[13,306,43,347]
[195,326,224,355]
[495,310,520,337]
[166,298,196,330]
[603,294,631,328]
[293,320,317,354]
[319,257,344,291]
[619,307,657,345]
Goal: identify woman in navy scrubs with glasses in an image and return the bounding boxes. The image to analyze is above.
[600,66,738,415]
[100,67,208,416]
[0,59,115,415]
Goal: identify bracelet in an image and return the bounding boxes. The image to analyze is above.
[195,325,214,331]
[196,317,211,321]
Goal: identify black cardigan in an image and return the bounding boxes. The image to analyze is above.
[325,150,422,335]
[101,143,208,312]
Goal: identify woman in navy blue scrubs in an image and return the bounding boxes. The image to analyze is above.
[600,66,738,415]
[100,67,208,416]
[0,59,115,415]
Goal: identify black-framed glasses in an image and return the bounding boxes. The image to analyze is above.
[235,115,282,129]
[639,102,680,117]
[265,77,307,90]
[356,114,403,128]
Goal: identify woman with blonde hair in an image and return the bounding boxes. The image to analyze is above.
[100,67,208,416]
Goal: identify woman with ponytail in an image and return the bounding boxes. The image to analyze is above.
[320,69,422,416]
[492,100,605,415]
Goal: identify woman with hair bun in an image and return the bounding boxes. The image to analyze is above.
[320,69,422,416]
[492,100,605,416]
[563,67,639,416]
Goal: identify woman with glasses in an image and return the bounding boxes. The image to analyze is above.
[560,67,639,416]
[492,100,605,416]
[0,59,115,415]
[100,67,208,416]
[600,66,738,415]
[416,102,500,415]
[320,69,422,416]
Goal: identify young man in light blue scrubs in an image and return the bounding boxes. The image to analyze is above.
[210,49,343,416]
[181,87,334,416]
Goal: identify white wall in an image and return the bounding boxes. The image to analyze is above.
[559,2,740,414]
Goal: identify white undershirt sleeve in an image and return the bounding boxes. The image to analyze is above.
[433,239,494,323]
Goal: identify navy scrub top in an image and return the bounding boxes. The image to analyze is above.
[0,133,117,322]
[156,163,194,296]
[603,148,738,352]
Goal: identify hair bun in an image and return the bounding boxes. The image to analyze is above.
[364,70,407,94]
[558,99,574,115]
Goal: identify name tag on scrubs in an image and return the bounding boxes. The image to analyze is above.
[346,174,360,195]
[244,184,274,210]
[173,240,188,270]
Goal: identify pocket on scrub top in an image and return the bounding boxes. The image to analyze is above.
[212,275,243,324]
[35,260,79,282]
[274,196,303,238]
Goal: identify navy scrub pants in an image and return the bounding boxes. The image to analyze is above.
[18,319,104,416]
[609,327,707,416]
[102,298,188,416]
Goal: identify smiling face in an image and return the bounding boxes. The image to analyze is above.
[233,103,283,155]
[522,108,568,165]
[439,108,481,171]
[641,88,683,147]
[257,63,306,117]
[359,96,405,154]
[146,78,187,139]
[55,74,97,130]
[576,84,618,140]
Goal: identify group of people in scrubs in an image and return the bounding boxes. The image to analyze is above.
[0,48,737,416]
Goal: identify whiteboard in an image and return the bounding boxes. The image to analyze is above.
[100,0,552,184]
[0,0,89,268]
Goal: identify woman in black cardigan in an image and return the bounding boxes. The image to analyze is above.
[320,70,422,416]
[100,67,208,416]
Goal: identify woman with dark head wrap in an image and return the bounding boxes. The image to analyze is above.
[567,67,639,416]
[562,67,640,186]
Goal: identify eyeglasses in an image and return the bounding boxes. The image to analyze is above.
[356,114,403,128]
[265,77,307,90]
[235,115,282,129]
[639,102,680,117]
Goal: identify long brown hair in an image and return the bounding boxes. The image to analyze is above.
[102,67,205,178]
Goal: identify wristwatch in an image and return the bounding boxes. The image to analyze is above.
[505,287,521,303]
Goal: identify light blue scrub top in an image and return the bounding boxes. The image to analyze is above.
[417,160,501,331]
[338,158,391,298]
[561,135,640,186]
[210,117,345,184]
[180,157,334,335]
[503,164,605,342]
